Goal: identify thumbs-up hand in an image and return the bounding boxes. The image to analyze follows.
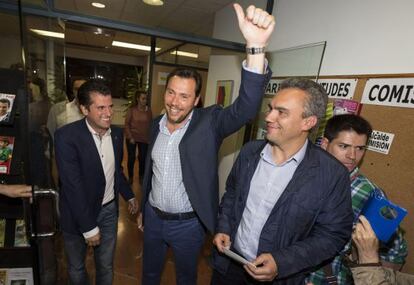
[233,3,275,48]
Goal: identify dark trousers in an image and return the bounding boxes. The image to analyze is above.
[211,260,266,285]
[62,201,117,285]
[142,203,206,285]
[126,141,148,180]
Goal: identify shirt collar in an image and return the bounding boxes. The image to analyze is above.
[261,140,308,166]
[350,166,360,181]
[85,118,111,138]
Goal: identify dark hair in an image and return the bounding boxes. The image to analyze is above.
[324,114,372,141]
[166,67,202,97]
[77,79,111,109]
[280,78,328,122]
[0,98,10,106]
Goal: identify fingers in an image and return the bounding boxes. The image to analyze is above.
[213,233,231,252]
[137,212,144,232]
[244,254,278,282]
[245,5,274,29]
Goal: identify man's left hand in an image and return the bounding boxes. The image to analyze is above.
[128,198,138,215]
[244,253,278,281]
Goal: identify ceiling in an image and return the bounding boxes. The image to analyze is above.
[53,0,234,38]
[20,0,241,67]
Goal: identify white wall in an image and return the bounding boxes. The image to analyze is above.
[205,55,244,198]
[214,0,414,75]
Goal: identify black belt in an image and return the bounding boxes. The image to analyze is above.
[151,206,196,220]
[102,199,115,207]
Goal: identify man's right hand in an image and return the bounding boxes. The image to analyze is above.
[233,3,275,49]
[213,233,231,253]
[86,232,101,247]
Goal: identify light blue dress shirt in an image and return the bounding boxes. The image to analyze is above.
[234,140,308,261]
[148,112,194,213]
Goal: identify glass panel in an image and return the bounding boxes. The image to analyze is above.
[268,42,326,78]
[252,42,327,140]
[23,13,65,285]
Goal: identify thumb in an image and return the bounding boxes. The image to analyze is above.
[233,3,245,27]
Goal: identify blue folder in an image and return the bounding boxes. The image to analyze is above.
[361,189,407,242]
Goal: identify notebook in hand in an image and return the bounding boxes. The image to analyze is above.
[361,189,407,242]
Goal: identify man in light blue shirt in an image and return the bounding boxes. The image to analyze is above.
[139,3,275,285]
[212,78,353,284]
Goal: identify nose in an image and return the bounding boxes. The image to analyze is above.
[346,147,356,161]
[265,109,277,123]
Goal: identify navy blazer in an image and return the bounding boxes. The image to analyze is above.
[55,119,134,234]
[213,140,353,285]
[141,68,271,233]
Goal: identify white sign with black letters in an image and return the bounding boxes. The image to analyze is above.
[367,130,395,155]
[361,78,414,108]
[317,79,357,99]
[265,79,284,95]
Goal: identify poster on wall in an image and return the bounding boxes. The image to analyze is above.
[0,93,16,125]
[317,79,357,99]
[215,80,234,107]
[157,72,169,85]
[0,136,14,174]
[367,130,395,155]
[333,99,362,115]
[361,78,414,108]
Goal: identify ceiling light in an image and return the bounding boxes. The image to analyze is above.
[91,2,106,8]
[170,50,199,58]
[142,0,164,6]
[30,29,64,39]
[112,41,161,52]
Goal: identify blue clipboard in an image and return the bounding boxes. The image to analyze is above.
[361,189,407,243]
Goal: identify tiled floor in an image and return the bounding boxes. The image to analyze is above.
[55,156,214,284]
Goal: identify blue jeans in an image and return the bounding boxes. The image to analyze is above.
[142,203,206,285]
[63,200,118,285]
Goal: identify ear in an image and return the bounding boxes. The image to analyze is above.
[193,96,200,107]
[302,115,317,131]
[80,105,89,116]
[320,137,329,150]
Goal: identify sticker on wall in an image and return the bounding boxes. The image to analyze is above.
[367,130,395,155]
[361,78,414,108]
[317,79,357,99]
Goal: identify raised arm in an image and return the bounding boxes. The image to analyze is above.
[234,3,275,73]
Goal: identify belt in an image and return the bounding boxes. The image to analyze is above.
[151,206,196,220]
[102,199,115,207]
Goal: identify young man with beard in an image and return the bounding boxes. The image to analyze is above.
[138,3,275,285]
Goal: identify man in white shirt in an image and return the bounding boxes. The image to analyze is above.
[55,79,138,285]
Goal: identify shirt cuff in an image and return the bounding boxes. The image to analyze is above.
[242,59,269,74]
[128,198,135,202]
[83,227,99,239]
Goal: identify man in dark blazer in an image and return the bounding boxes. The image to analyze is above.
[211,78,354,285]
[138,4,274,285]
[55,79,137,285]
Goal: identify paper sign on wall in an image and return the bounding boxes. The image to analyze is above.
[361,78,414,108]
[265,79,284,95]
[317,79,357,99]
[157,72,169,85]
[367,130,395,155]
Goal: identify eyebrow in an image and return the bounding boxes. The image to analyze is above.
[267,103,289,112]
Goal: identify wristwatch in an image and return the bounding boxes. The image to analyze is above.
[246,47,265,54]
